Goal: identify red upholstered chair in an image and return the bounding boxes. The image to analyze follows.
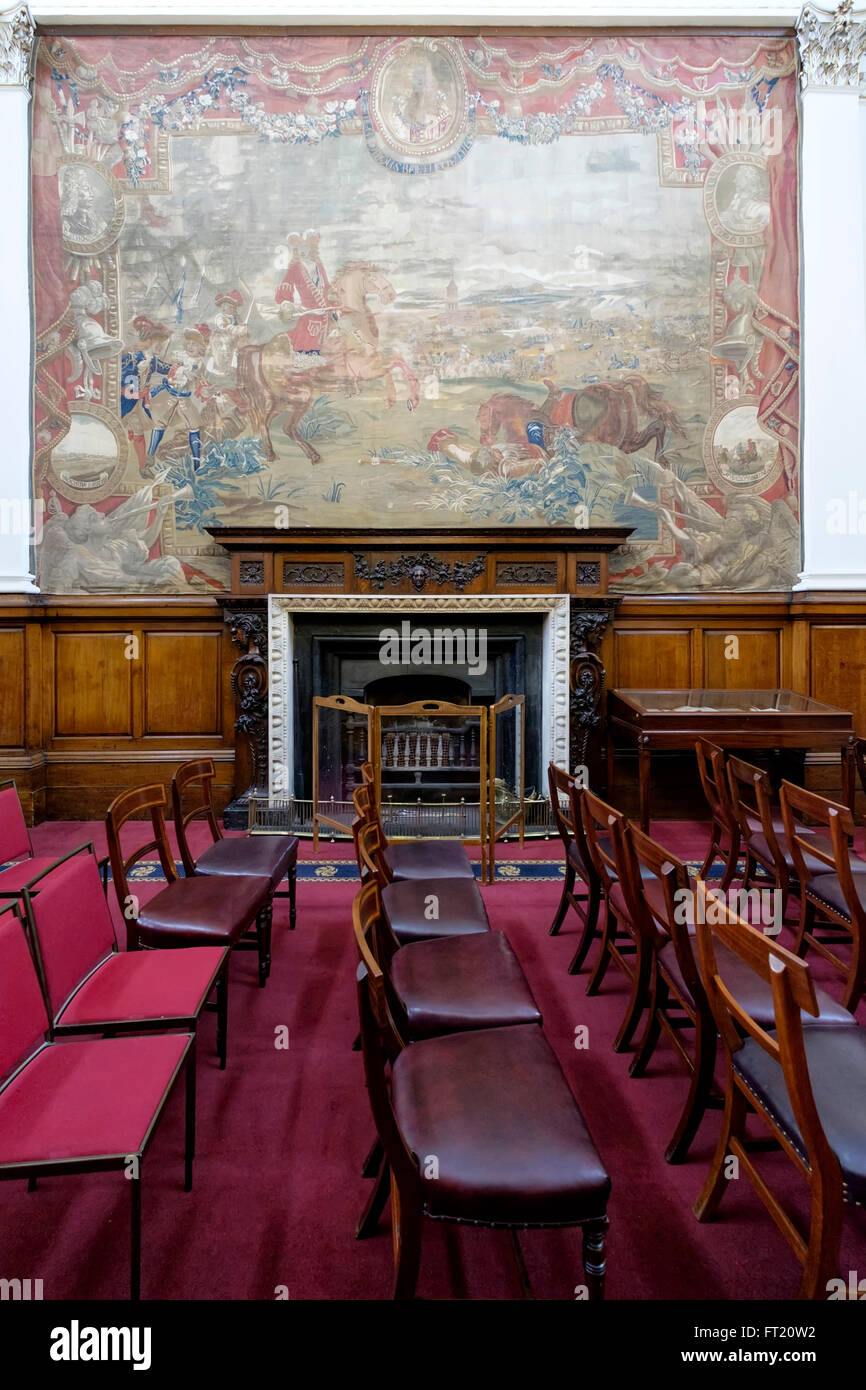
[106,784,272,989]
[0,779,107,896]
[546,764,603,975]
[21,844,228,1065]
[692,878,866,1299]
[353,891,611,1300]
[0,898,196,1300]
[171,758,298,930]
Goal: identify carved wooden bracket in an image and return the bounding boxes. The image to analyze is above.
[224,602,269,825]
[569,598,616,773]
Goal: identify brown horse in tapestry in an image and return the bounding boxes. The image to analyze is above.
[236,263,420,464]
[478,374,686,461]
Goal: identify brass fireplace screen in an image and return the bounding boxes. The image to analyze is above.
[311,694,525,883]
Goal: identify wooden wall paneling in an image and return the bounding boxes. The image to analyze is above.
[612,628,692,689]
[810,626,866,735]
[701,627,782,688]
[0,628,25,748]
[52,629,134,739]
[143,630,222,737]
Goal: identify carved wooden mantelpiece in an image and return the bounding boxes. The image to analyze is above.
[208,526,632,815]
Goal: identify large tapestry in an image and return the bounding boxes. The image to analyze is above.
[31,32,801,594]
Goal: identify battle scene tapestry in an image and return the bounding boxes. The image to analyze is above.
[30,32,801,593]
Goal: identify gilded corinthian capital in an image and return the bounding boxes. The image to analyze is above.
[798,1,866,90]
[0,4,34,90]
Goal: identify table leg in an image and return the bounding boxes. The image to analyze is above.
[638,741,651,833]
[606,732,615,794]
[843,740,856,814]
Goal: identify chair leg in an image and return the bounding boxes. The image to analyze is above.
[568,881,601,976]
[719,829,741,893]
[842,924,866,1011]
[698,823,720,880]
[585,900,616,996]
[184,1039,196,1192]
[391,1170,422,1300]
[130,1168,142,1302]
[693,1076,747,1223]
[289,864,297,930]
[628,961,663,1078]
[256,904,271,988]
[799,1169,844,1300]
[216,967,228,1070]
[792,896,815,958]
[356,1158,391,1240]
[362,1136,383,1179]
[613,934,650,1053]
[549,864,575,935]
[582,1220,608,1301]
[665,1011,717,1165]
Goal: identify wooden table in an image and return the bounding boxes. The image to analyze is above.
[607,688,856,832]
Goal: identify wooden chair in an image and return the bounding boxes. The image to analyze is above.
[172,757,298,930]
[780,781,866,1010]
[355,820,490,945]
[353,887,611,1299]
[353,880,541,1239]
[580,789,640,1009]
[106,784,271,1009]
[727,754,793,911]
[692,878,864,1299]
[546,764,602,975]
[694,740,740,890]
[351,784,475,883]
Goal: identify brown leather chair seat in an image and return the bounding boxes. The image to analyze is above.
[658,937,854,1029]
[607,872,665,923]
[136,874,270,949]
[807,872,866,918]
[391,1023,610,1226]
[381,878,489,945]
[748,831,840,880]
[734,1025,866,1206]
[389,931,541,1040]
[193,834,299,893]
[386,840,474,881]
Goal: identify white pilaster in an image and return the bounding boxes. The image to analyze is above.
[797,1,866,589]
[0,4,37,592]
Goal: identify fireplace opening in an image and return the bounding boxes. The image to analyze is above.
[363,673,471,706]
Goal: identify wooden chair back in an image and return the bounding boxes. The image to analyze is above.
[695,739,734,831]
[105,785,178,948]
[726,755,786,877]
[779,781,853,890]
[171,758,222,877]
[580,788,625,899]
[355,818,394,888]
[547,763,575,850]
[622,822,693,968]
[692,878,837,1192]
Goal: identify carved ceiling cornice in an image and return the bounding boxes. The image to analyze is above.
[797,0,866,90]
[0,4,34,91]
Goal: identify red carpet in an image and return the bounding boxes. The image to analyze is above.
[2,819,865,1300]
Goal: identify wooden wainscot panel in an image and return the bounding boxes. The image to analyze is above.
[703,628,782,689]
[493,552,565,591]
[810,625,866,735]
[612,628,692,688]
[278,553,346,592]
[144,631,222,737]
[0,628,26,748]
[52,631,134,738]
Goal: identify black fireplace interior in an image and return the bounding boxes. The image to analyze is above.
[292,612,543,804]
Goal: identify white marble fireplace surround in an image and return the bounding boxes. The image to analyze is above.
[268,593,570,797]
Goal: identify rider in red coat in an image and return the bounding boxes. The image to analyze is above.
[275,229,332,355]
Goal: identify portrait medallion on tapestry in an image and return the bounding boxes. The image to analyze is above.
[703,153,770,249]
[704,399,783,495]
[58,156,125,256]
[366,38,471,168]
